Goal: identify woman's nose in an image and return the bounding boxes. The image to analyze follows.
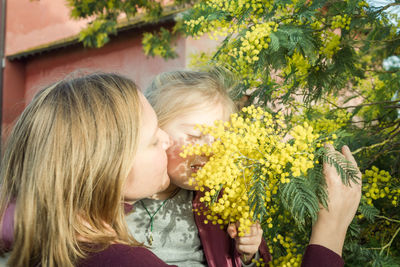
[161,130,172,150]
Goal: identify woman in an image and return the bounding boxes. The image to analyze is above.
[0,72,175,267]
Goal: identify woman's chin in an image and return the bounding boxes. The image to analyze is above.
[160,176,171,191]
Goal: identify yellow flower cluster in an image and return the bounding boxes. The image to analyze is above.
[296,104,351,134]
[207,0,273,16]
[185,15,232,40]
[310,18,326,30]
[185,0,275,41]
[312,113,350,134]
[283,51,311,87]
[315,13,353,59]
[184,0,360,92]
[181,105,321,236]
[201,41,265,88]
[319,31,341,58]
[236,22,277,64]
[188,52,213,69]
[250,257,266,267]
[331,14,351,30]
[363,166,400,207]
[182,0,381,107]
[269,234,302,266]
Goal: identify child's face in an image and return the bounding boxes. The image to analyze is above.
[124,93,171,202]
[162,103,228,190]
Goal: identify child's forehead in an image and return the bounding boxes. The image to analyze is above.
[173,104,227,126]
[180,123,201,132]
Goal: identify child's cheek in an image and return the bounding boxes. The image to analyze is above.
[166,138,189,178]
[166,142,183,162]
[166,136,194,160]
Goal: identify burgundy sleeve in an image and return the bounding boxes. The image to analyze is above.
[301,244,344,267]
[258,238,272,263]
[79,244,176,267]
[1,202,15,251]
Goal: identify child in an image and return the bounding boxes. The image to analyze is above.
[0,72,176,267]
[126,68,268,267]
[125,68,361,267]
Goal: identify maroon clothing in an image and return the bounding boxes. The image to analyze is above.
[192,191,271,267]
[302,244,344,267]
[78,244,176,267]
[1,202,15,251]
[2,201,344,267]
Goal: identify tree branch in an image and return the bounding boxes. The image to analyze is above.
[380,226,400,256]
[352,139,390,155]
[333,100,400,110]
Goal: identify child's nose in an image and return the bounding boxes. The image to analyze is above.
[202,135,215,146]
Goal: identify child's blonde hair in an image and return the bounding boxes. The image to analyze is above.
[145,67,238,127]
[0,72,142,266]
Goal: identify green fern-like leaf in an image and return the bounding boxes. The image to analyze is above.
[359,203,380,223]
[347,219,361,238]
[280,176,319,229]
[306,164,328,209]
[248,172,268,222]
[323,148,360,186]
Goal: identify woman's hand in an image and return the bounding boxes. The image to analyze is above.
[227,222,263,264]
[309,144,362,256]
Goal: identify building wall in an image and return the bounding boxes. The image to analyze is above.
[23,28,187,104]
[5,0,87,56]
[2,27,189,141]
[1,0,217,145]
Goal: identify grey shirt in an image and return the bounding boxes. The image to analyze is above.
[126,189,206,267]
[126,189,259,267]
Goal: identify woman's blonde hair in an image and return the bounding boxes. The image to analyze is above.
[145,67,238,128]
[0,72,142,266]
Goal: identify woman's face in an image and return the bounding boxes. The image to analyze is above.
[162,103,227,190]
[123,93,171,202]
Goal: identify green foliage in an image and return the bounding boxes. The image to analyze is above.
[280,176,320,229]
[359,202,380,223]
[66,0,193,48]
[67,0,400,264]
[248,169,268,222]
[323,148,360,185]
[142,27,178,59]
[78,18,117,48]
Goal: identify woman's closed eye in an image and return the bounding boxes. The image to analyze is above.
[152,138,159,146]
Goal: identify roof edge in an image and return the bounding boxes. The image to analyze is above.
[7,6,186,61]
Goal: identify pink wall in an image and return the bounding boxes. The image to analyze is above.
[24,30,187,103]
[2,59,25,139]
[1,25,189,142]
[5,0,177,56]
[5,0,87,56]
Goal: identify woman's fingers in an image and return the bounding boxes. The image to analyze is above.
[237,244,260,254]
[323,144,341,188]
[341,145,362,186]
